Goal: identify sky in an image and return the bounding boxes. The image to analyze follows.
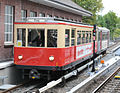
[99,0,120,16]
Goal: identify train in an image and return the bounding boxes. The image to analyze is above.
[14,17,110,80]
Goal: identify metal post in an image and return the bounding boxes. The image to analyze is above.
[91,25,96,72]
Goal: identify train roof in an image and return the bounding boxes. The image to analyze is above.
[15,17,93,28]
[97,27,110,32]
[15,17,110,32]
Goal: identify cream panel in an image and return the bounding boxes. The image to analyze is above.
[14,24,93,48]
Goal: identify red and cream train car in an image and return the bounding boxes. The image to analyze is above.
[14,17,110,79]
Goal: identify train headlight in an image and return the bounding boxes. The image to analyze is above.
[18,55,23,60]
[49,56,54,61]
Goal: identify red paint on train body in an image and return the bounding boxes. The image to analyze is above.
[14,42,97,68]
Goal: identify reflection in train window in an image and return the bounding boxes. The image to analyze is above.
[17,28,26,47]
[28,29,45,47]
[77,31,81,45]
[47,29,57,47]
[82,31,85,44]
[89,33,92,42]
[86,31,89,43]
[65,29,70,47]
[71,29,75,46]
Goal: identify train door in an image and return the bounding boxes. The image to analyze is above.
[100,31,102,50]
[97,28,102,53]
[107,31,109,47]
[71,28,76,62]
[97,30,101,53]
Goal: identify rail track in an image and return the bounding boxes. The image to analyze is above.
[0,80,46,93]
[0,42,119,93]
[92,67,120,93]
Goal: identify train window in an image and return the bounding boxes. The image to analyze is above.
[77,31,81,45]
[95,31,97,41]
[71,29,75,38]
[102,33,106,40]
[82,31,85,44]
[71,29,75,46]
[47,29,57,47]
[105,33,107,40]
[98,32,101,41]
[17,28,26,47]
[89,33,92,42]
[65,29,70,47]
[86,31,89,43]
[28,29,45,47]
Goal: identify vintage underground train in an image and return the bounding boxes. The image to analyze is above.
[14,17,110,80]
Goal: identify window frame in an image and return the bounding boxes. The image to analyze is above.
[71,29,75,46]
[77,30,82,45]
[65,29,70,47]
[21,9,27,21]
[47,29,58,48]
[30,11,37,17]
[39,13,45,17]
[4,5,14,45]
[17,28,26,47]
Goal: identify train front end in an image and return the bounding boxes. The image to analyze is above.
[14,17,95,80]
[14,19,67,79]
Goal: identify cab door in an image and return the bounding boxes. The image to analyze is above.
[97,30,102,53]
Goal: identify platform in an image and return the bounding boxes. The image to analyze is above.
[0,84,16,90]
[0,61,14,69]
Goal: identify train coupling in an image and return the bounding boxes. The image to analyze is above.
[29,69,40,79]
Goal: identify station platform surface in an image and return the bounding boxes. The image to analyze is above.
[0,61,14,69]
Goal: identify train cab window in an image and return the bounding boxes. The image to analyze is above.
[17,28,26,47]
[77,31,81,45]
[47,29,57,47]
[82,31,85,44]
[71,29,75,46]
[102,33,106,40]
[105,33,107,40]
[86,31,89,43]
[28,29,45,47]
[65,29,70,47]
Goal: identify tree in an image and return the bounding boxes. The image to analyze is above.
[96,15,106,27]
[73,0,103,25]
[114,29,120,38]
[97,11,118,39]
[103,11,118,40]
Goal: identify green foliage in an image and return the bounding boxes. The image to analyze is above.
[114,18,120,38]
[103,11,118,31]
[96,15,106,27]
[114,29,120,38]
[97,11,118,39]
[72,0,103,24]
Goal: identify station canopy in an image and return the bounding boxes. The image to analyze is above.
[29,0,92,16]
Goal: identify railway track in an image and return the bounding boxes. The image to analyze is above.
[0,42,119,93]
[0,80,46,93]
[92,67,120,93]
[33,42,120,93]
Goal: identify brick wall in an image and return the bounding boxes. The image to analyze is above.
[0,0,82,61]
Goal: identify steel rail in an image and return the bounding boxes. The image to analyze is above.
[2,80,30,93]
[92,67,120,93]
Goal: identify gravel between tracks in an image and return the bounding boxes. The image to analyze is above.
[43,42,120,93]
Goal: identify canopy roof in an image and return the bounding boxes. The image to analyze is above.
[29,0,92,16]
